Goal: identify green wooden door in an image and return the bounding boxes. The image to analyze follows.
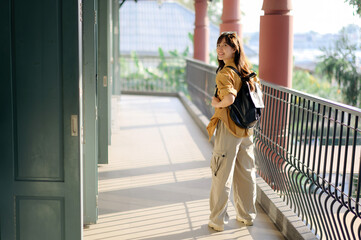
[0,0,83,239]
[107,0,113,146]
[97,0,110,164]
[112,0,120,95]
[83,0,99,225]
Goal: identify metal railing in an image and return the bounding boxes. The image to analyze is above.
[186,58,217,117]
[186,58,361,240]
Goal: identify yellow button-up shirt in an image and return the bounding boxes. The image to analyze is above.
[206,62,253,141]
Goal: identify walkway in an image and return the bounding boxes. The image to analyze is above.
[83,95,285,240]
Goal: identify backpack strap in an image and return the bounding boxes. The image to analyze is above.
[226,66,256,81]
[215,66,256,98]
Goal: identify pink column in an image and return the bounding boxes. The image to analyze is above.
[259,0,293,87]
[220,0,242,40]
[258,1,293,177]
[194,0,209,63]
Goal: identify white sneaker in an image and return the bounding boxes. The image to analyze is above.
[208,220,224,231]
[236,216,254,226]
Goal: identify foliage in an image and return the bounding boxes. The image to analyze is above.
[251,64,259,74]
[188,32,194,43]
[120,47,189,93]
[209,51,218,66]
[352,174,359,197]
[207,0,223,25]
[120,30,193,93]
[316,27,361,108]
[292,68,343,102]
[176,0,195,11]
[148,47,189,93]
[177,0,223,25]
[344,0,361,16]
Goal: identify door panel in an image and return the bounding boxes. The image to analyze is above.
[16,197,64,240]
[112,0,120,95]
[0,0,82,239]
[83,0,99,224]
[97,0,109,164]
[107,0,112,146]
[13,0,63,182]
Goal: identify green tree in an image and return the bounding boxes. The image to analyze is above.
[177,0,223,25]
[293,68,342,102]
[207,0,222,25]
[177,0,195,11]
[316,27,361,107]
[344,0,361,16]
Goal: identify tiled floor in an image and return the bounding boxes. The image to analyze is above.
[83,95,285,240]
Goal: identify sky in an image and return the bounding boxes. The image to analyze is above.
[240,0,361,34]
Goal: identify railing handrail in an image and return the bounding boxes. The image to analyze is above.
[261,80,361,117]
[186,57,217,69]
[186,58,361,117]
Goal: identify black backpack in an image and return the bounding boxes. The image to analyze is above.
[215,66,264,129]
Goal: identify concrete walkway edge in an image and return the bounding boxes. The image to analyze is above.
[177,91,318,240]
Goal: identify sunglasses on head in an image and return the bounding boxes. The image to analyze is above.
[221,31,237,37]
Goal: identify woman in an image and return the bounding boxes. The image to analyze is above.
[207,32,258,231]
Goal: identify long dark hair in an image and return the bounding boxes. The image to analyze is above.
[216,32,256,90]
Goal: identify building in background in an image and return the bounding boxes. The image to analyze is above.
[119,1,257,61]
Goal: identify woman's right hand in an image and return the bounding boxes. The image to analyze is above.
[212,94,235,108]
[211,97,221,108]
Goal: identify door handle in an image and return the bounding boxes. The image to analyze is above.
[71,115,78,136]
[103,76,107,87]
